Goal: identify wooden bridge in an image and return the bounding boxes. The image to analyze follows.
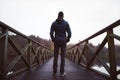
[0,19,120,80]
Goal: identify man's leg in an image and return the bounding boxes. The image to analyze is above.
[53,43,59,74]
[60,42,66,73]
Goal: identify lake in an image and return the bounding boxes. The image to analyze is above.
[92,65,120,79]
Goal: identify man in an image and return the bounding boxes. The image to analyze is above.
[50,11,71,76]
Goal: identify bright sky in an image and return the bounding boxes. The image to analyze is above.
[0,0,120,45]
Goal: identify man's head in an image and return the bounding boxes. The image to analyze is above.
[58,11,64,19]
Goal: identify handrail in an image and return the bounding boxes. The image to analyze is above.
[69,19,120,49]
[0,21,50,50]
[66,19,120,80]
[0,21,53,80]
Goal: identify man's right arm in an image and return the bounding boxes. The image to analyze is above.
[50,23,55,42]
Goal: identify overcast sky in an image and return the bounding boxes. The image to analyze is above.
[0,0,120,45]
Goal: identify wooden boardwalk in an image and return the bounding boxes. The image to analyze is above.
[15,56,107,80]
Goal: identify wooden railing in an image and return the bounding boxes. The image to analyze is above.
[0,21,53,80]
[66,19,120,80]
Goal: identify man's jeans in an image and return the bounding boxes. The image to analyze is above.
[53,40,66,74]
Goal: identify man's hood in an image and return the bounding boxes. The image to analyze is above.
[56,19,64,24]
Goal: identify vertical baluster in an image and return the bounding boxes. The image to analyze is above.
[85,41,89,65]
[28,40,32,68]
[70,49,72,60]
[0,28,8,80]
[107,29,117,80]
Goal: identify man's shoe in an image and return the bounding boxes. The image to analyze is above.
[61,72,67,77]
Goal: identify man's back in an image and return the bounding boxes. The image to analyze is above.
[51,19,70,41]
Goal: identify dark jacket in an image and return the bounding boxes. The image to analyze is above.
[50,19,71,42]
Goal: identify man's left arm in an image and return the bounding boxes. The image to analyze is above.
[66,22,71,42]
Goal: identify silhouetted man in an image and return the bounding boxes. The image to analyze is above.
[50,11,71,76]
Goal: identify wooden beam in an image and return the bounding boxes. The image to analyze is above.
[110,34,120,41]
[0,29,8,80]
[107,29,117,80]
[87,43,110,74]
[78,43,87,65]
[87,36,107,68]
[8,37,30,68]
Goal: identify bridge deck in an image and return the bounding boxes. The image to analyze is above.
[15,57,107,80]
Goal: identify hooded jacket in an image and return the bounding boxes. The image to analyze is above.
[50,19,71,42]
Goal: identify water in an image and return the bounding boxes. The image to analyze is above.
[92,65,120,79]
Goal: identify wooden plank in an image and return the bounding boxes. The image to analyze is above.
[0,33,6,39]
[28,40,32,67]
[73,46,79,62]
[7,40,32,70]
[6,67,28,78]
[87,66,110,79]
[37,47,43,62]
[31,47,39,64]
[86,43,110,74]
[68,19,120,49]
[117,70,120,75]
[107,29,117,80]
[0,29,8,80]
[95,55,110,74]
[0,72,2,75]
[7,55,22,73]
[110,34,120,41]
[87,36,107,67]
[78,43,87,64]
[78,62,110,79]
[35,47,41,63]
[15,57,108,80]
[8,37,29,67]
[0,21,49,50]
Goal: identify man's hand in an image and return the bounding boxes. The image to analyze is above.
[67,38,70,43]
[52,38,55,42]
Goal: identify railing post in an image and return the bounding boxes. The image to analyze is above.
[85,40,89,66]
[107,29,117,80]
[70,49,73,60]
[0,28,8,80]
[28,40,32,68]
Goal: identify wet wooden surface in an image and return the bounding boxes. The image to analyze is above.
[15,56,107,80]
